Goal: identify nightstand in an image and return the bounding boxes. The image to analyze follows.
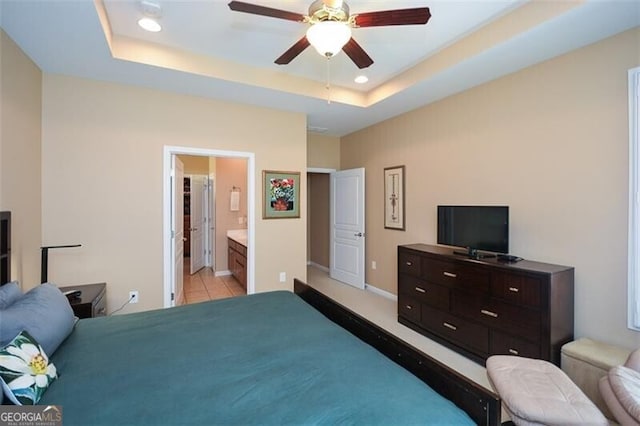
[60,283,107,319]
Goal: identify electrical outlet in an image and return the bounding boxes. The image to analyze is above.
[279,272,286,283]
[129,291,139,304]
[372,261,377,270]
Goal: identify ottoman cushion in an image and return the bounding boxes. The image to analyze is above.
[487,355,607,425]
[562,338,630,371]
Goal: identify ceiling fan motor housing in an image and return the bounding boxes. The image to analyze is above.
[308,0,350,23]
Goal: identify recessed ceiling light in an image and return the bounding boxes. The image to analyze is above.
[354,75,369,84]
[138,17,161,32]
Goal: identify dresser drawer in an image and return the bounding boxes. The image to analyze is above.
[398,276,449,311]
[490,330,540,359]
[398,294,421,323]
[423,258,490,293]
[491,271,541,308]
[452,290,540,341]
[399,251,421,277]
[421,305,489,355]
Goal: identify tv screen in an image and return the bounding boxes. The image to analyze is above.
[437,206,509,254]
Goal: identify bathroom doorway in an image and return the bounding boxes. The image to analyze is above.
[163,146,255,308]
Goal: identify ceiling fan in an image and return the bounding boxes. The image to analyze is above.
[228,0,431,69]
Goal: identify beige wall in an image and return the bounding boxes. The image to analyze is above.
[308,132,340,170]
[308,173,330,268]
[41,74,307,313]
[215,157,247,272]
[178,154,210,175]
[342,28,640,350]
[0,30,42,289]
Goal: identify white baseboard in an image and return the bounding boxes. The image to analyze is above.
[308,261,330,273]
[215,270,232,277]
[365,284,397,302]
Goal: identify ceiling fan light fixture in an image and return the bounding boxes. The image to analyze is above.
[138,17,162,32]
[306,21,351,58]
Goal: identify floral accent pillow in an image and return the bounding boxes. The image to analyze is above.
[0,330,58,405]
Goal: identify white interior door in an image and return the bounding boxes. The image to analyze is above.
[330,168,365,289]
[172,156,184,306]
[190,175,206,274]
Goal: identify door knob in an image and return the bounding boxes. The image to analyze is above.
[354,232,364,237]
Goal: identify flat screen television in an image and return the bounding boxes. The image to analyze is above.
[437,205,508,257]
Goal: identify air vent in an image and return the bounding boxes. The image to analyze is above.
[307,126,329,133]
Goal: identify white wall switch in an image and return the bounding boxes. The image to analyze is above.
[372,261,377,270]
[279,272,286,283]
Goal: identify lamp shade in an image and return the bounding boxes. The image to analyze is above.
[306,21,352,58]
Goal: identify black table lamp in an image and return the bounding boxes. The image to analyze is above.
[40,244,81,283]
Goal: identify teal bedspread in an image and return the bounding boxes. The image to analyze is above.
[41,291,473,425]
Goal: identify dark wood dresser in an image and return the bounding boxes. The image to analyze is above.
[60,282,107,319]
[398,244,574,366]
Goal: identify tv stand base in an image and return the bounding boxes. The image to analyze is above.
[453,248,496,259]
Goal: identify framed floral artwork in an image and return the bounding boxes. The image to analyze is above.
[263,170,301,219]
[384,165,405,230]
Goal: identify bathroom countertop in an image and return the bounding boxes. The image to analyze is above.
[227,229,247,247]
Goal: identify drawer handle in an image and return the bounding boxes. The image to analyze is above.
[443,322,457,331]
[406,261,413,266]
[443,272,457,278]
[405,305,413,310]
[481,309,498,318]
[508,349,519,355]
[508,287,519,293]
[415,287,426,293]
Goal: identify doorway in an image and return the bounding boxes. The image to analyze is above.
[307,167,365,290]
[163,146,255,308]
[181,171,210,274]
[307,171,332,271]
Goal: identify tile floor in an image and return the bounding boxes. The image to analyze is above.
[181,258,245,304]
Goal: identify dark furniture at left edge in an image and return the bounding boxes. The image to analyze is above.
[0,211,10,285]
[60,283,107,319]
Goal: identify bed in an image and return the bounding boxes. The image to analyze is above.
[1,279,500,425]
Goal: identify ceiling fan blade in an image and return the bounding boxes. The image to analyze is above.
[354,7,431,27]
[228,1,305,22]
[342,38,373,69]
[275,37,311,65]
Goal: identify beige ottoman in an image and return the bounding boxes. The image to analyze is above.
[487,355,607,425]
[562,338,631,420]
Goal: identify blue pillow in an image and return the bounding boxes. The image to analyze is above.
[0,284,75,356]
[0,282,22,309]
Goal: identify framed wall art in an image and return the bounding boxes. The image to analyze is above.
[384,165,405,230]
[263,170,300,219]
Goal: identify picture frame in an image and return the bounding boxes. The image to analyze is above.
[384,165,405,230]
[263,170,301,219]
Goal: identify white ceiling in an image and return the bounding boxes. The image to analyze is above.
[1,0,638,136]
